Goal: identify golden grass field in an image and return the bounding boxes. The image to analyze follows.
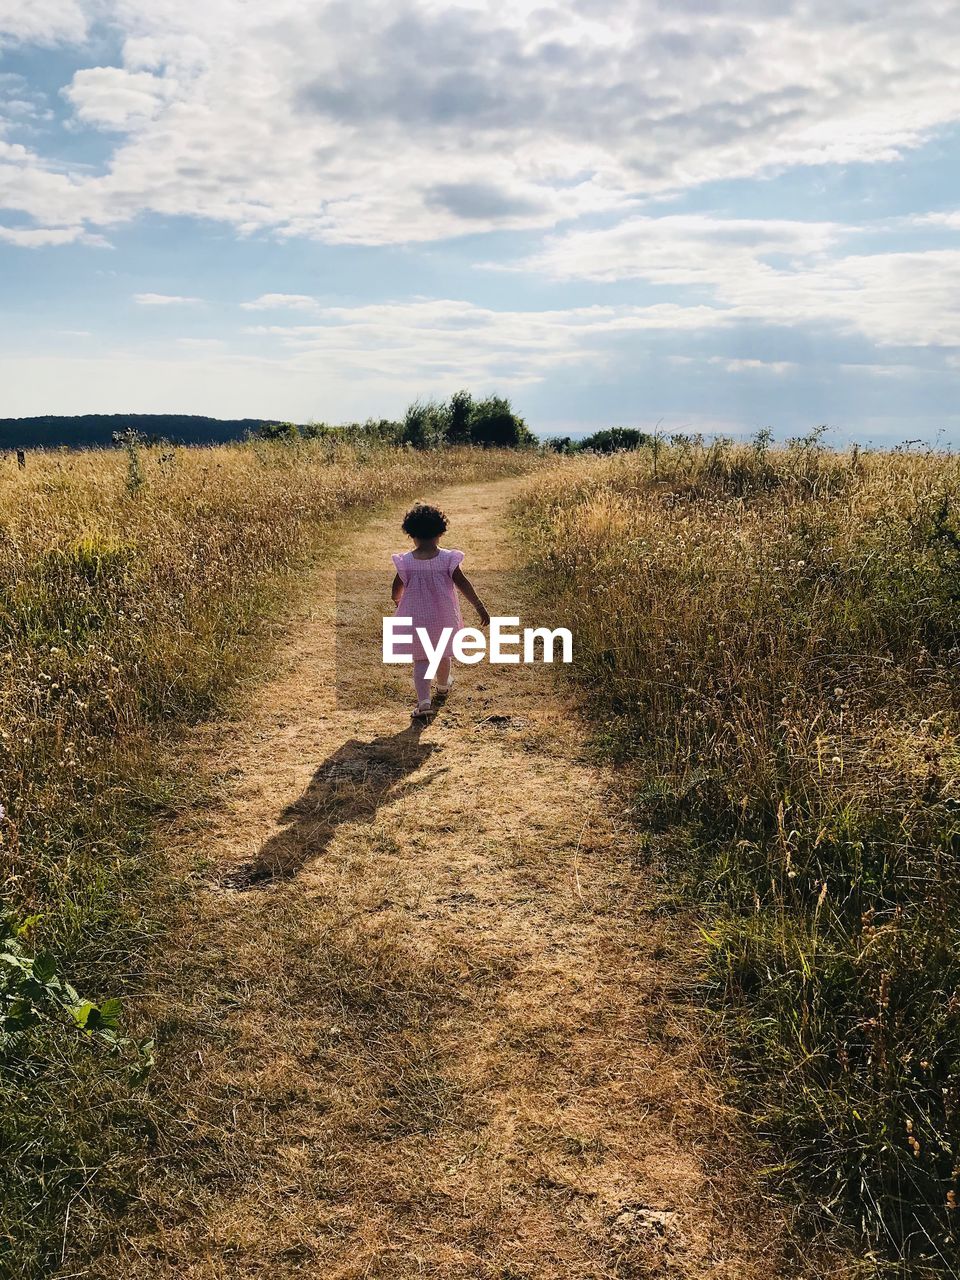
[4,432,960,1279]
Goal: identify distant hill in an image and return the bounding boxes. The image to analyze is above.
[0,414,290,450]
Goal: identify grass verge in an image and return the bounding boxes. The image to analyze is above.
[0,437,535,1279]
[516,436,960,1276]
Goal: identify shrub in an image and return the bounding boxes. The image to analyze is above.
[255,421,300,442]
[466,394,534,447]
[401,400,450,449]
[578,426,650,453]
[446,389,474,444]
[253,395,533,451]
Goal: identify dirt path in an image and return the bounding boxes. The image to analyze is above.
[109,476,792,1279]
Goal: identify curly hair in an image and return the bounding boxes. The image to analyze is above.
[401,502,448,540]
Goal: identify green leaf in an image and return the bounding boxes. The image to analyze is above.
[15,914,43,939]
[3,1000,40,1033]
[60,980,80,1005]
[97,998,123,1030]
[129,1037,156,1085]
[32,952,56,984]
[70,1000,96,1029]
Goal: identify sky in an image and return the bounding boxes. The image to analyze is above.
[1,1,960,443]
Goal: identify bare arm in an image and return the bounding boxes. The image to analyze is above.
[452,566,490,626]
[391,572,403,606]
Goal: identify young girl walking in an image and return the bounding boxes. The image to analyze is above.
[391,502,490,719]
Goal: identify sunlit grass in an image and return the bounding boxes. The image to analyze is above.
[518,436,960,1273]
[0,436,535,1278]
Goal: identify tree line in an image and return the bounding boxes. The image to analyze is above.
[258,391,535,449]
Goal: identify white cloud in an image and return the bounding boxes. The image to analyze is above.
[719,249,960,347]
[0,0,86,47]
[63,67,175,130]
[517,215,845,285]
[708,357,799,375]
[240,293,319,311]
[519,217,960,348]
[917,212,960,230]
[4,1,960,245]
[133,292,203,305]
[241,296,734,387]
[0,298,717,420]
[0,222,89,246]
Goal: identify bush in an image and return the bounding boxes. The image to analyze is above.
[398,391,533,450]
[578,426,650,453]
[446,389,474,445]
[255,395,533,451]
[543,436,576,454]
[256,421,300,442]
[401,400,450,450]
[465,395,533,447]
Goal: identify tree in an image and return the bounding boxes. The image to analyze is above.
[579,426,649,453]
[446,390,474,444]
[467,395,534,447]
[257,421,300,442]
[401,400,449,449]
[397,392,533,449]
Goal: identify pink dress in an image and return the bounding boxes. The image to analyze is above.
[391,548,464,662]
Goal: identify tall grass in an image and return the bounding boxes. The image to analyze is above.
[517,437,960,1273]
[0,437,534,1278]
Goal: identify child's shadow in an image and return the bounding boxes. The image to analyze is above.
[222,722,439,889]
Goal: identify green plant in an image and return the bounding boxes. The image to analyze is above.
[402,399,449,449]
[1,909,150,1064]
[256,420,301,442]
[579,426,650,453]
[113,428,146,494]
[466,394,533,447]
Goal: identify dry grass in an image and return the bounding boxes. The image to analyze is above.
[0,439,534,1280]
[516,437,960,1276]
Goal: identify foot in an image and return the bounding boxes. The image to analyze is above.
[412,700,433,720]
[435,674,455,697]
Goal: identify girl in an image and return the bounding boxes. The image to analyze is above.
[391,502,490,719]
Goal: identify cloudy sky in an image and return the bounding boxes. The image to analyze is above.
[2,0,960,442]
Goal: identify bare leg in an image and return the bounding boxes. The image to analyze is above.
[435,656,452,690]
[413,659,432,707]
